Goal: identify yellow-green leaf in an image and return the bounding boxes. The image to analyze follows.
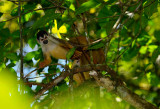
[66,47,76,59]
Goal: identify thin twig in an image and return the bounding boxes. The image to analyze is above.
[114,26,142,63]
[24,82,46,87]
[72,23,81,35]
[48,0,58,6]
[116,36,121,72]
[34,70,69,99]
[24,68,39,79]
[26,73,59,79]
[24,63,65,79]
[105,0,143,60]
[143,0,156,9]
[104,14,123,60]
[121,0,141,7]
[95,15,119,20]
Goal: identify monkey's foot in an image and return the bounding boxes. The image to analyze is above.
[39,62,47,68]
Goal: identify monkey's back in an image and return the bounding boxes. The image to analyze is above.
[69,36,105,65]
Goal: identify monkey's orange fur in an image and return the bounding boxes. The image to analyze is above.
[38,35,105,84]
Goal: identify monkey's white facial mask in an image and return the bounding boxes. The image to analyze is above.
[38,35,48,45]
[38,35,59,54]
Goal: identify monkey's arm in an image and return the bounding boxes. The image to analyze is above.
[39,52,52,68]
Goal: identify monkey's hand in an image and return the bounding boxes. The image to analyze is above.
[39,59,51,68]
[39,61,47,68]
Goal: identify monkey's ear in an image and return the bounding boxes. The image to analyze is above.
[36,35,40,43]
[37,38,40,43]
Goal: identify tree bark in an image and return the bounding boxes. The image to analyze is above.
[34,64,158,109]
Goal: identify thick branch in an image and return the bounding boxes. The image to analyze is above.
[73,65,158,109]
[33,64,158,109]
[93,76,158,109]
[34,71,69,99]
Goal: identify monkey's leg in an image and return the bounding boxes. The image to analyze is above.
[72,60,85,85]
[39,53,52,68]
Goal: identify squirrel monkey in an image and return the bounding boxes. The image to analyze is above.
[37,30,105,84]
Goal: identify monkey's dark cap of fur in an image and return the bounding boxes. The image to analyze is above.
[37,30,48,40]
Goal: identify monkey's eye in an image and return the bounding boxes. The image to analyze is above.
[40,39,44,41]
[44,36,47,39]
[44,35,47,39]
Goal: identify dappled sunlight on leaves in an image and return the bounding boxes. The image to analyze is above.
[4,20,19,33]
[0,1,16,13]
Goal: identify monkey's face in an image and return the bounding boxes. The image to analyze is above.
[39,35,48,45]
[37,30,49,45]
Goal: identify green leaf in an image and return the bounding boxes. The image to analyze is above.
[151,46,160,62]
[7,63,16,68]
[123,48,139,61]
[28,10,60,37]
[137,32,150,46]
[48,65,57,74]
[75,0,100,15]
[146,72,151,83]
[28,38,37,49]
[11,4,36,17]
[0,22,5,30]
[147,72,160,87]
[148,45,158,53]
[131,40,136,48]
[23,4,36,13]
[32,10,60,30]
[11,8,18,16]
[119,27,128,38]
[97,6,113,18]
[6,53,19,61]
[144,0,158,17]
[154,30,160,41]
[35,85,42,92]
[34,49,43,60]
[141,15,148,28]
[24,51,38,61]
[0,12,3,17]
[69,4,75,11]
[0,29,10,38]
[41,0,51,7]
[88,42,104,50]
[139,46,147,54]
[66,47,76,59]
[12,30,20,38]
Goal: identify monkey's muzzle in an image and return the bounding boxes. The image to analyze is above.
[43,40,48,44]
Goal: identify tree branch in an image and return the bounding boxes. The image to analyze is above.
[24,63,65,79]
[33,64,158,109]
[18,0,24,80]
[34,71,69,99]
[95,76,158,109]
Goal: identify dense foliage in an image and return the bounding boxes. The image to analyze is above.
[0,0,160,109]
